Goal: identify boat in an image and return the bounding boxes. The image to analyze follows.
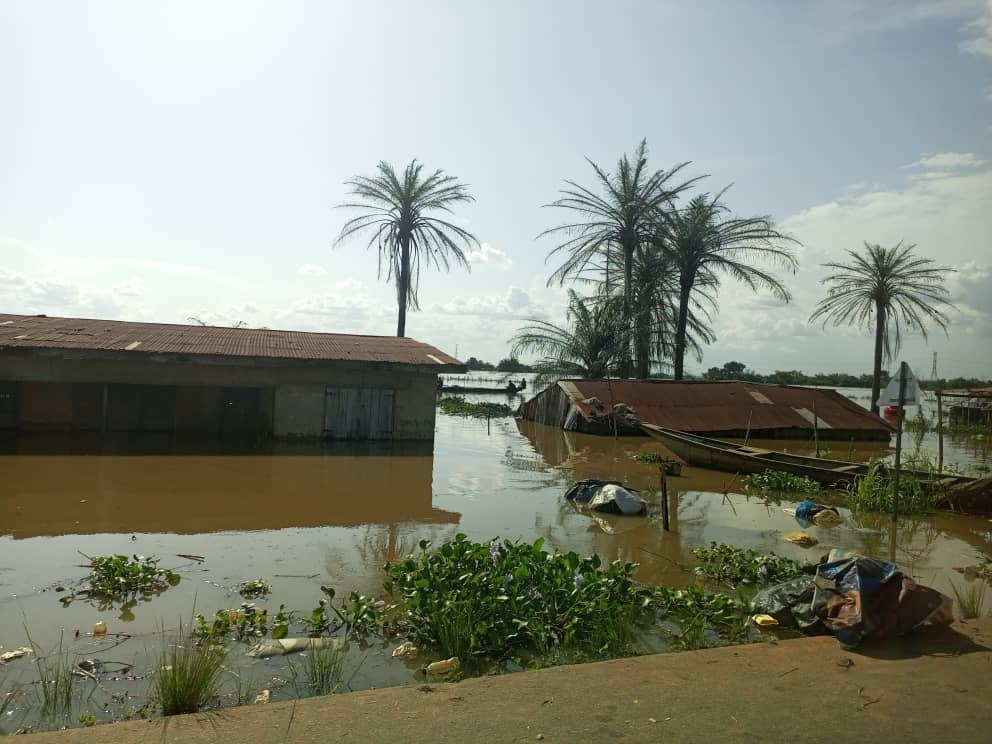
[640,423,974,489]
[436,385,522,395]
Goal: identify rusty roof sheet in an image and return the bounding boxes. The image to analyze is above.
[558,379,892,433]
[0,313,463,369]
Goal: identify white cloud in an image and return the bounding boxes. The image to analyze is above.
[960,0,992,56]
[297,263,328,277]
[466,243,512,269]
[907,151,986,169]
[430,286,545,319]
[114,277,145,297]
[703,153,992,376]
[0,268,125,319]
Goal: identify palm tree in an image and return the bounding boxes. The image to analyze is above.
[335,160,479,337]
[590,243,716,377]
[541,140,699,376]
[809,242,955,414]
[663,189,799,380]
[510,290,624,386]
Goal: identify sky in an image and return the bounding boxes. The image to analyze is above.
[1,0,990,378]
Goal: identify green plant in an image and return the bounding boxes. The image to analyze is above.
[633,451,666,465]
[690,543,803,587]
[301,643,345,696]
[194,603,269,641]
[25,630,83,726]
[152,622,226,716]
[79,554,180,600]
[950,580,987,620]
[741,470,820,494]
[845,460,937,514]
[437,396,513,419]
[385,535,645,663]
[79,713,95,727]
[237,579,271,598]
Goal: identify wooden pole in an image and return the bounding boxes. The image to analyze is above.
[892,361,907,523]
[936,386,944,473]
[744,409,753,446]
[812,399,820,457]
[660,467,670,532]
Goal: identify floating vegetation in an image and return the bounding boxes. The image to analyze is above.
[437,396,514,418]
[691,543,803,587]
[845,460,937,515]
[194,603,277,642]
[633,451,666,465]
[651,586,752,649]
[237,579,271,599]
[385,535,645,662]
[741,470,820,494]
[153,623,226,716]
[77,554,180,601]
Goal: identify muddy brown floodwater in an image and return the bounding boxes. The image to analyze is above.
[0,386,989,730]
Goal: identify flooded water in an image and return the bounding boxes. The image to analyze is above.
[0,385,989,729]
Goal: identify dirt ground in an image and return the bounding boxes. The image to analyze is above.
[26,619,992,744]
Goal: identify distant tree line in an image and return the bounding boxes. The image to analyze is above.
[464,356,534,373]
[701,361,989,391]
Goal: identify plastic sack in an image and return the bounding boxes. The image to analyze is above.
[564,479,646,516]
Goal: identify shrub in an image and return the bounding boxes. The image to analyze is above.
[690,543,803,586]
[153,623,226,716]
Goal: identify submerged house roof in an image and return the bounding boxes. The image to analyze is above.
[519,379,893,440]
[0,313,464,370]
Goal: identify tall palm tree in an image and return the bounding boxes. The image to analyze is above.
[510,290,624,386]
[809,242,955,414]
[335,160,479,337]
[589,243,716,377]
[663,189,799,379]
[540,140,699,376]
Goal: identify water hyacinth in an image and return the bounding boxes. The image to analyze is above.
[384,534,643,662]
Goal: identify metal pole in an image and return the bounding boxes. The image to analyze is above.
[936,387,944,473]
[892,361,907,522]
[660,467,670,532]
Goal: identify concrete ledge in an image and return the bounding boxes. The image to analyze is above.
[26,619,992,743]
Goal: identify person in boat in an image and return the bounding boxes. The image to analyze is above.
[437,377,444,390]
[519,378,527,391]
[505,380,518,394]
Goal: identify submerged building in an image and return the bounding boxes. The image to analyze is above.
[0,313,463,440]
[519,379,893,441]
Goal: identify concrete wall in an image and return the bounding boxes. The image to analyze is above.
[0,351,439,440]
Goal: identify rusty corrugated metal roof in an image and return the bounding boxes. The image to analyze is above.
[0,313,463,369]
[555,379,892,433]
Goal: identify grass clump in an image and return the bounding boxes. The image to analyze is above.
[845,460,937,515]
[152,623,226,716]
[437,396,513,418]
[741,470,820,494]
[691,543,803,587]
[385,535,644,663]
[30,634,78,721]
[950,581,987,620]
[80,554,180,600]
[301,644,345,696]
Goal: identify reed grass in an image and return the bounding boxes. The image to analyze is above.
[152,623,226,716]
[950,580,987,620]
[302,644,345,696]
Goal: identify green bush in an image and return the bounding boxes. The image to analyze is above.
[845,460,937,514]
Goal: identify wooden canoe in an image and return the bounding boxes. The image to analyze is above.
[640,423,974,489]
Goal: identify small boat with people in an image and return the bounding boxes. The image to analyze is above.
[640,423,974,489]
